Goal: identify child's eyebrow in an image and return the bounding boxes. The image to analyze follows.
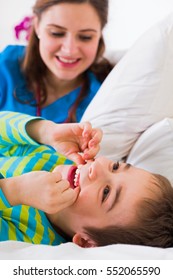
[124,163,131,170]
[107,164,131,212]
[108,187,121,212]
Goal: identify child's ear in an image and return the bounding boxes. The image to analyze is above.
[72,233,96,248]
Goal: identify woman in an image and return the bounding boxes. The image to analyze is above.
[0,0,113,122]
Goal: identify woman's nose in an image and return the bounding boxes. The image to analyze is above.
[61,35,78,55]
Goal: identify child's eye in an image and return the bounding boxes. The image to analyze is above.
[112,162,119,171]
[102,186,110,202]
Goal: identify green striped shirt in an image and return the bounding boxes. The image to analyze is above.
[0,111,73,245]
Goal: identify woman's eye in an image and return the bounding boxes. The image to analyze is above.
[112,162,119,171]
[102,186,110,202]
[50,32,65,37]
[79,35,92,41]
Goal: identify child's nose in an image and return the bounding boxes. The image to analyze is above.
[88,162,97,180]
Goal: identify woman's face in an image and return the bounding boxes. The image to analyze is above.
[53,157,155,239]
[34,3,102,82]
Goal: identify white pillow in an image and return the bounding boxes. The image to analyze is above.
[127,118,173,185]
[81,12,173,161]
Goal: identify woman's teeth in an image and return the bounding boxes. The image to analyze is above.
[59,57,78,64]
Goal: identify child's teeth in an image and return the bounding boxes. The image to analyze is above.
[76,168,80,174]
[74,167,80,187]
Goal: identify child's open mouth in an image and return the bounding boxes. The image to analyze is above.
[67,166,80,189]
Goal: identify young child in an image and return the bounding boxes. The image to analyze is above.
[0,111,173,248]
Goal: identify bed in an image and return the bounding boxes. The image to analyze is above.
[1,12,173,260]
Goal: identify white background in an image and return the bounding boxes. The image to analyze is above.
[0,0,173,52]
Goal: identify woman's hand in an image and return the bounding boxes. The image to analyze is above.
[26,120,103,164]
[1,171,79,214]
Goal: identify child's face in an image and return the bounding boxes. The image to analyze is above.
[54,157,154,237]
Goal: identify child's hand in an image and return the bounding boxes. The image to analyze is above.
[2,171,79,214]
[49,122,103,164]
[27,120,103,164]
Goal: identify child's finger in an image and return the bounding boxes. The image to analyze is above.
[66,152,86,165]
[73,121,92,138]
[55,179,70,191]
[55,173,62,182]
[89,128,103,147]
[83,145,100,160]
[52,168,62,180]
[81,121,92,137]
[80,128,102,151]
[60,186,80,208]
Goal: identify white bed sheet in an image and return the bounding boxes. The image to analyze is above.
[1,241,173,260]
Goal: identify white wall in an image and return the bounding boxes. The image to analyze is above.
[0,0,35,50]
[0,0,173,52]
[105,0,173,51]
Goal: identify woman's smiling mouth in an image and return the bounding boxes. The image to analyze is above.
[56,56,80,66]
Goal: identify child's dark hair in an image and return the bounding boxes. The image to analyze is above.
[84,174,173,248]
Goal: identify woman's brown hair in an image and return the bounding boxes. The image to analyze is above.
[16,0,114,122]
